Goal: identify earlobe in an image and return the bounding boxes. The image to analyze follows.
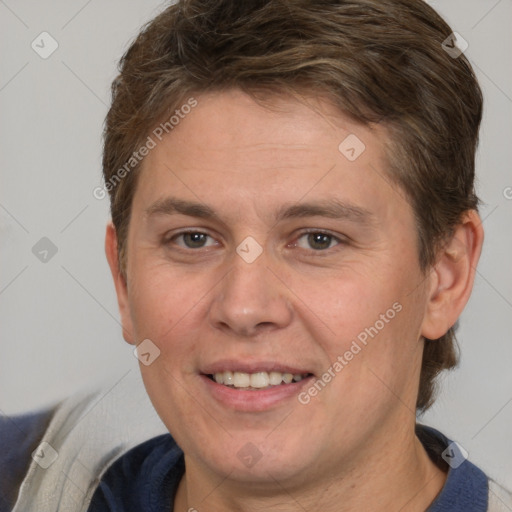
[105,223,135,345]
[421,210,484,340]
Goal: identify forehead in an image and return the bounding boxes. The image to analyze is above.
[133,89,404,224]
[154,90,385,161]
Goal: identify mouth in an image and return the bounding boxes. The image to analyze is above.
[200,361,316,411]
[206,371,313,390]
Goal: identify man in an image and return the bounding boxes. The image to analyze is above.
[89,0,511,509]
[3,0,511,511]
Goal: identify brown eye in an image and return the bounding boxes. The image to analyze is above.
[183,232,208,248]
[308,233,333,250]
[169,231,217,249]
[295,232,340,251]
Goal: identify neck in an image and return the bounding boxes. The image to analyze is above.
[174,426,447,512]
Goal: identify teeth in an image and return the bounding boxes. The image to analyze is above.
[282,373,293,384]
[212,371,309,389]
[269,371,283,386]
[233,372,251,388]
[250,372,269,388]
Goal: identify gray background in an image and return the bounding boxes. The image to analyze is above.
[1,0,511,488]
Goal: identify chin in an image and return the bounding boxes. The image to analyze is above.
[192,433,319,486]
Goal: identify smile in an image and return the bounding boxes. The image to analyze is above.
[209,371,311,390]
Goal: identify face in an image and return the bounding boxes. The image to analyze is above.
[113,90,434,488]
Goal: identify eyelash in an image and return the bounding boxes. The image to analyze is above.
[164,229,346,254]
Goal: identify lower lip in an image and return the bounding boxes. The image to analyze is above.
[200,375,314,412]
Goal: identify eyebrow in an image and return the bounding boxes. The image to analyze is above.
[145,196,374,225]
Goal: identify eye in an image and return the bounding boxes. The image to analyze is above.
[168,231,218,249]
[295,231,342,251]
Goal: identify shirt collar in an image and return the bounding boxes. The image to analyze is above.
[417,424,489,511]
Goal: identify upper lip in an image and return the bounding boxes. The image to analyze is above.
[201,360,314,376]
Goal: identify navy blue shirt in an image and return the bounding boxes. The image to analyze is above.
[88,425,489,511]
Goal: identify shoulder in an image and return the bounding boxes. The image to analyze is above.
[417,423,512,512]
[88,433,184,511]
[488,479,512,511]
[0,405,57,512]
[11,376,169,512]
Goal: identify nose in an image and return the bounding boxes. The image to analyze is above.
[208,250,293,338]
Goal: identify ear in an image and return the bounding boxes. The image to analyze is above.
[105,223,135,345]
[421,210,484,340]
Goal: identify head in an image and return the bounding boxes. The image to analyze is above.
[103,0,483,489]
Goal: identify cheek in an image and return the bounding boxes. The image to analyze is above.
[127,260,220,385]
[128,259,202,338]
[299,263,426,400]
[128,267,211,430]
[293,265,405,347]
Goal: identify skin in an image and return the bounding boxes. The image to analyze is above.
[106,89,484,511]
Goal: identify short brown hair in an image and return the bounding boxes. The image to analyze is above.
[103,0,483,411]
